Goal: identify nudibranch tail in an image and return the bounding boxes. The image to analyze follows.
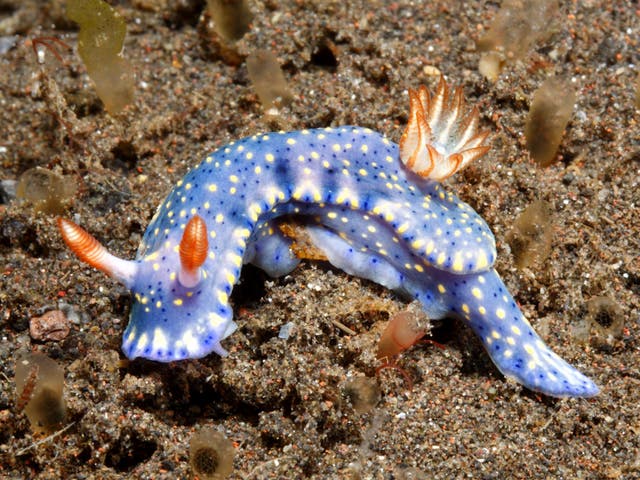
[178,215,209,288]
[57,218,137,288]
[400,76,490,181]
[452,269,599,398]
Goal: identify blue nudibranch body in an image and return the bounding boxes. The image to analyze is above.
[58,78,598,398]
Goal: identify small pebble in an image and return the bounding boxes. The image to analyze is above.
[29,310,70,342]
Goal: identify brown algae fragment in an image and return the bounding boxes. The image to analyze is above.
[206,0,253,43]
[16,167,76,215]
[67,0,134,114]
[524,77,575,167]
[246,50,294,113]
[477,0,558,79]
[586,296,625,347]
[505,200,553,269]
[343,376,381,414]
[14,352,66,434]
[190,426,235,479]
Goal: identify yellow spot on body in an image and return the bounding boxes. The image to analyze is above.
[367,225,376,233]
[437,284,446,294]
[265,153,275,162]
[136,333,148,350]
[328,212,337,219]
[462,304,470,314]
[311,151,319,159]
[153,263,160,271]
[476,250,489,269]
[332,144,341,152]
[452,254,463,272]
[152,329,169,351]
[208,184,217,192]
[436,252,446,265]
[397,223,409,234]
[208,313,224,328]
[215,214,224,223]
[226,272,236,284]
[496,308,506,319]
[504,349,513,358]
[511,325,521,335]
[170,272,176,281]
[179,210,187,218]
[156,301,162,308]
[479,306,486,314]
[287,138,296,145]
[506,337,515,345]
[145,251,159,262]
[524,344,535,356]
[472,287,482,299]
[491,330,501,339]
[425,241,435,255]
[176,180,183,187]
[229,175,239,183]
[217,291,228,304]
[255,166,261,174]
[174,298,183,306]
[246,152,253,160]
[230,254,242,267]
[415,264,424,272]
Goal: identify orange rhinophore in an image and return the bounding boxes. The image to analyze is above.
[57,217,137,288]
[178,215,209,288]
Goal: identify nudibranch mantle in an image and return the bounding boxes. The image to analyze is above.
[58,78,598,398]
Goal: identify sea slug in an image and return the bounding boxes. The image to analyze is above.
[58,77,598,398]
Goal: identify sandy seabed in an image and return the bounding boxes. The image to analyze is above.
[0,1,638,478]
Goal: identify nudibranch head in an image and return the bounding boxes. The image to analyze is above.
[58,216,236,361]
[400,76,491,181]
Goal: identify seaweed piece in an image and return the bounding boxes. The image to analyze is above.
[206,0,253,43]
[15,167,76,215]
[190,426,235,479]
[505,200,553,269]
[477,0,559,79]
[67,0,134,114]
[246,49,293,114]
[14,352,66,434]
[524,77,575,167]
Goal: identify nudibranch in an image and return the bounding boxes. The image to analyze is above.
[58,77,598,398]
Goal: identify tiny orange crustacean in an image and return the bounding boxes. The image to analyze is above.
[375,310,440,389]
